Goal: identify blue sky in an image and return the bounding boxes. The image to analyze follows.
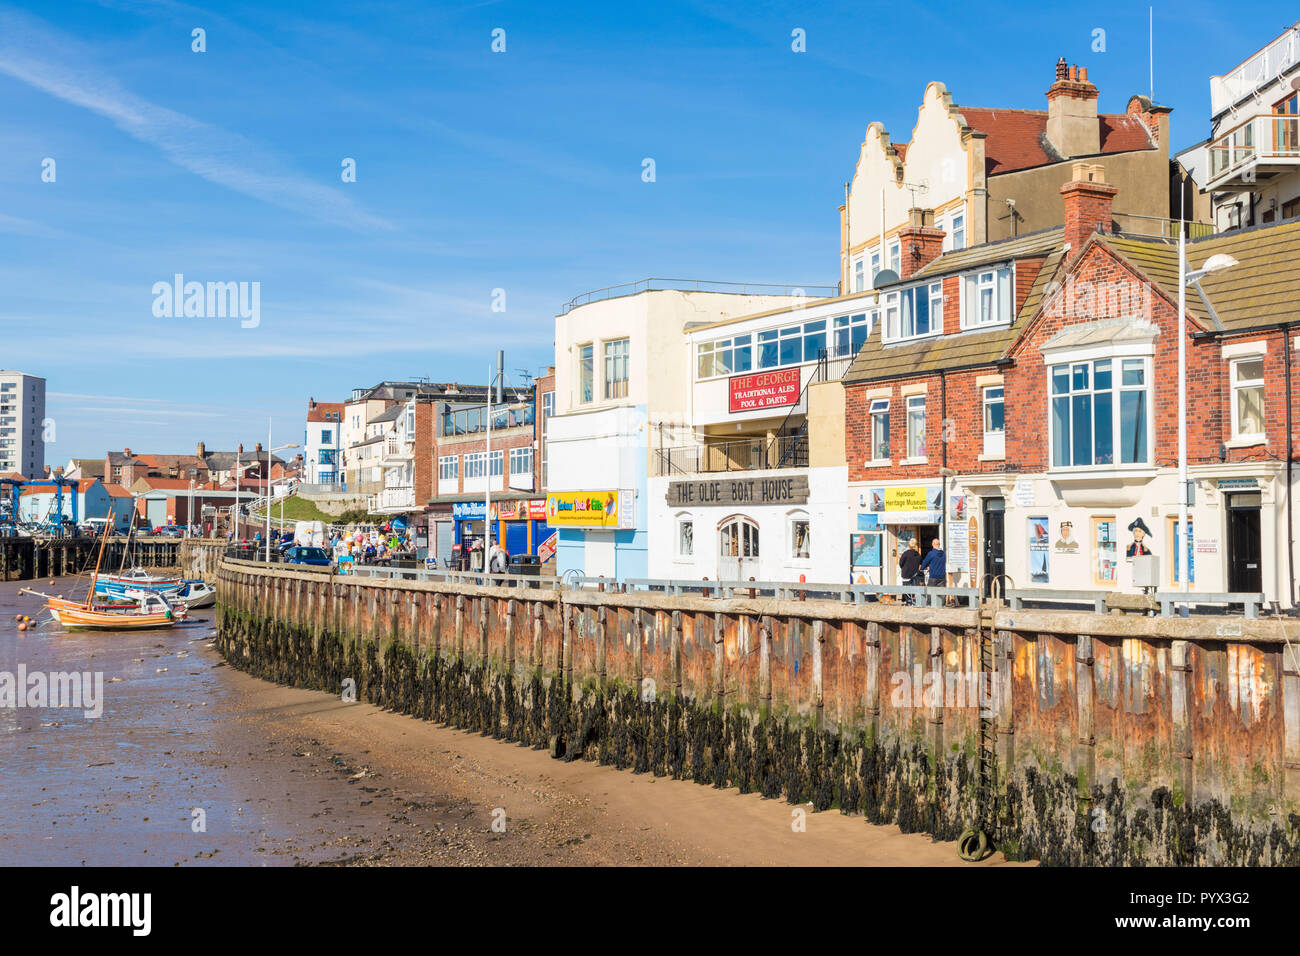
[0,0,1290,460]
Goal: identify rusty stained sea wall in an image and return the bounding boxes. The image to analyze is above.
[214,560,1300,865]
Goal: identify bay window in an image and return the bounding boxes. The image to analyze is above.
[1230,356,1265,441]
[1049,357,1151,468]
[961,266,1013,328]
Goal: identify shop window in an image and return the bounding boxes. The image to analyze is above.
[677,517,694,557]
[789,513,811,559]
[1092,517,1118,586]
[1231,356,1265,441]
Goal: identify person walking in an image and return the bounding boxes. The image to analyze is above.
[488,538,509,575]
[919,537,947,605]
[898,537,922,605]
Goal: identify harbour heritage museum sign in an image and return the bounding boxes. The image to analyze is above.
[665,476,810,507]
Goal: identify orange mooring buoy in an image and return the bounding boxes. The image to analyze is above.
[17,622,28,632]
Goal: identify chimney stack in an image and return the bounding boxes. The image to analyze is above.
[196,441,206,458]
[1061,162,1118,257]
[897,207,947,280]
[1047,58,1100,158]
[123,447,132,458]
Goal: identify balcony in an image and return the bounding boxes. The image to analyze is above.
[1110,213,1213,241]
[1206,113,1300,191]
[654,434,807,477]
[1210,25,1300,116]
[561,278,839,314]
[380,438,413,465]
[373,485,415,513]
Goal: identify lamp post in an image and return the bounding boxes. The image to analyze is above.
[264,419,300,561]
[1177,234,1239,611]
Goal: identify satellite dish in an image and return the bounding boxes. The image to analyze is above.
[872,269,900,288]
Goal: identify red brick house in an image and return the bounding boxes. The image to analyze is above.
[843,160,1300,606]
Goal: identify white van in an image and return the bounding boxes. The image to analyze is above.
[294,520,326,548]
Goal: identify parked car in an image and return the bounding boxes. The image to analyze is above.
[153,525,186,538]
[282,546,332,567]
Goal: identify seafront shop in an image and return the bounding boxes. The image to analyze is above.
[849,483,978,587]
[448,497,550,560]
[546,489,641,579]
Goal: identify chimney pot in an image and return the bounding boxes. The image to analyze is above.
[1055,57,1068,80]
[1079,66,1088,82]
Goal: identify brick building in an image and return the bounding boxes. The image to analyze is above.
[842,159,1300,606]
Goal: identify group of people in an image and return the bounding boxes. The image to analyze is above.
[331,527,413,565]
[897,536,950,606]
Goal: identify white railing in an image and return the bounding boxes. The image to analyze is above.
[1207,113,1300,185]
[375,486,415,511]
[1211,25,1300,116]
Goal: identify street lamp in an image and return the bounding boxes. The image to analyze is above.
[264,419,300,561]
[1177,228,1238,611]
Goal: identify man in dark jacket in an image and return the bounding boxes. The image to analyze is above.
[919,537,950,605]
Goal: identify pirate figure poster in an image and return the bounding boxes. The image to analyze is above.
[1126,517,1154,559]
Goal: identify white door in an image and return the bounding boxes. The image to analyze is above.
[718,516,760,583]
[585,530,617,579]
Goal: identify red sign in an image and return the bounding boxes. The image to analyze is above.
[728,368,801,413]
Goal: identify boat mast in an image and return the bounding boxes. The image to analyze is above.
[86,504,114,607]
[118,514,134,574]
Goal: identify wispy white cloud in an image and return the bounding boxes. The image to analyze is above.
[0,6,393,232]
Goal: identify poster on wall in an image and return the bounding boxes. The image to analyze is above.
[949,520,969,568]
[1054,520,1079,553]
[1029,515,1050,583]
[968,517,979,581]
[850,532,880,568]
[1173,519,1195,585]
[545,490,635,528]
[950,495,967,521]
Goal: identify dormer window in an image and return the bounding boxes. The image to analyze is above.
[960,266,1013,329]
[882,282,943,343]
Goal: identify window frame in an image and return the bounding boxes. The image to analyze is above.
[959,263,1015,330]
[1230,355,1265,442]
[603,337,630,400]
[788,511,811,561]
[1048,356,1153,470]
[869,398,890,462]
[578,343,594,404]
[905,394,926,460]
[882,283,943,345]
[1092,516,1118,587]
[675,515,694,558]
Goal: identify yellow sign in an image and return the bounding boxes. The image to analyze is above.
[545,491,632,528]
[884,487,931,511]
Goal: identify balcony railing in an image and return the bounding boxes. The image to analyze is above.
[1210,25,1300,116]
[653,434,808,476]
[1110,213,1213,241]
[374,485,415,511]
[561,278,839,314]
[1206,113,1300,188]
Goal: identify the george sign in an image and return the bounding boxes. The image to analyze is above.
[728,368,801,413]
[545,490,635,529]
[665,475,810,507]
[537,531,558,562]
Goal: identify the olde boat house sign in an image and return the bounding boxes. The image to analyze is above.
[665,476,810,507]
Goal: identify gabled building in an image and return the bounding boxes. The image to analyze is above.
[841,159,1300,606]
[839,59,1176,296]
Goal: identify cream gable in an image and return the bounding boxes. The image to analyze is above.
[841,82,987,285]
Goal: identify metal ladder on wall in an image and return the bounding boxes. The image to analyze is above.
[960,573,1010,862]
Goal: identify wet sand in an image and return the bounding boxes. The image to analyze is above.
[0,578,1017,866]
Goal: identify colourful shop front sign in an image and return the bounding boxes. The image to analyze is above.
[545,490,636,529]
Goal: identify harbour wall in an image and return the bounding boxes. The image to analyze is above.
[214,558,1300,865]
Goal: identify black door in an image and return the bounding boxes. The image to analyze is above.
[982,497,1006,596]
[1227,494,1262,594]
